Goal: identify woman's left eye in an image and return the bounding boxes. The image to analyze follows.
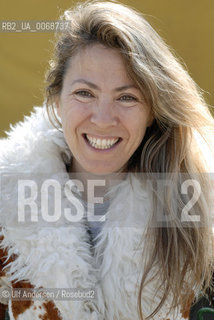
[118,95,138,102]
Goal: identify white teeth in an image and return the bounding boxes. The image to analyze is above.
[86,134,119,149]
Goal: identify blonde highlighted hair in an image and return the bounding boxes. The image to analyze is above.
[45,1,214,318]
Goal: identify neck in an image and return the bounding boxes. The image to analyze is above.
[69,162,126,203]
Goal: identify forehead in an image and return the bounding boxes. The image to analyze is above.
[64,44,133,86]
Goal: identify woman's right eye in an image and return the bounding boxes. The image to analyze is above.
[74,90,93,98]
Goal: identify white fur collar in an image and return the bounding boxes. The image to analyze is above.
[0,107,190,320]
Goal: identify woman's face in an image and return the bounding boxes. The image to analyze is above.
[57,44,153,175]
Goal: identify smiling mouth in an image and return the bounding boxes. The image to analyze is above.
[84,134,121,150]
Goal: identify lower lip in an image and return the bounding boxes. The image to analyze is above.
[83,135,122,152]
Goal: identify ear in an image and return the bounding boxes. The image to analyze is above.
[147,113,154,127]
[54,96,61,118]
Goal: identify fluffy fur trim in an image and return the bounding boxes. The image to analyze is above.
[0,107,192,319]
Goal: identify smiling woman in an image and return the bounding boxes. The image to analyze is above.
[0,1,214,320]
[56,44,153,175]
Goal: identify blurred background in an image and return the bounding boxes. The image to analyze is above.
[0,0,213,137]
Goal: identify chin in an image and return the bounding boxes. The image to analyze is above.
[84,163,121,176]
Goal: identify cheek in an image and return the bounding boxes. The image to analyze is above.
[61,105,90,137]
[126,113,149,142]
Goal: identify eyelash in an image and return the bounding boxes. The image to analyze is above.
[74,90,138,102]
[118,95,137,102]
[74,90,93,97]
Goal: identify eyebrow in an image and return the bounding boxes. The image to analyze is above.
[70,79,138,92]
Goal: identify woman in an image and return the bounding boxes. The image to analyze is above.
[0,1,213,319]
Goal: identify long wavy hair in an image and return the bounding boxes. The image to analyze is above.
[45,1,214,319]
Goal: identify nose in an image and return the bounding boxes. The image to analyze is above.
[90,99,118,128]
